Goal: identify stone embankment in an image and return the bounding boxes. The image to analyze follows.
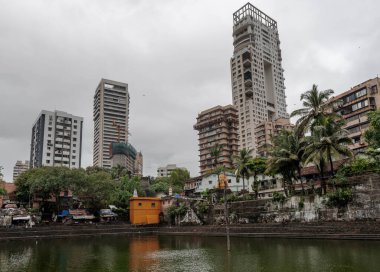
[1,221,380,241]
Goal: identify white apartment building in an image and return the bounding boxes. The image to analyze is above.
[93,79,130,169]
[157,164,187,178]
[30,110,83,168]
[13,160,29,181]
[230,3,288,155]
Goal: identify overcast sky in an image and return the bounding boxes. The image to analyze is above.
[1,0,379,181]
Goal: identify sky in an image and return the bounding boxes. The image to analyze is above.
[0,0,379,181]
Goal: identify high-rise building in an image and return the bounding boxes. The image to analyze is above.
[255,117,294,157]
[30,110,83,168]
[331,77,380,154]
[110,142,143,176]
[194,105,239,175]
[230,3,288,155]
[13,160,29,181]
[93,79,130,169]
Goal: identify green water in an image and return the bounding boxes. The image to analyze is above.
[0,235,379,272]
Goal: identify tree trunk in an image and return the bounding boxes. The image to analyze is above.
[329,154,336,191]
[242,176,245,192]
[320,163,326,195]
[282,179,288,197]
[298,166,305,195]
[254,175,258,198]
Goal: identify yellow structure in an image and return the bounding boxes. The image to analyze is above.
[217,173,229,189]
[129,197,161,225]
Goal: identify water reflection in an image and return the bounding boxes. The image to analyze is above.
[0,235,379,272]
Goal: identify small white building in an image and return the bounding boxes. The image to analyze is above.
[192,173,284,198]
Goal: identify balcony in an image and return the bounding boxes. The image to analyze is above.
[245,88,253,98]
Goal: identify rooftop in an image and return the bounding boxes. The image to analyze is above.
[233,2,277,29]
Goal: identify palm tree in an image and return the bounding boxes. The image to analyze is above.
[234,148,253,192]
[248,157,267,198]
[266,129,306,195]
[209,144,222,169]
[303,116,353,193]
[291,84,335,135]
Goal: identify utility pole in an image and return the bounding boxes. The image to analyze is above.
[220,172,231,251]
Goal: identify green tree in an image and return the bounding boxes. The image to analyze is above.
[365,109,380,149]
[249,157,267,197]
[111,164,129,180]
[169,168,190,188]
[266,129,307,195]
[209,144,222,169]
[0,166,6,196]
[112,175,143,208]
[303,116,353,193]
[291,84,335,135]
[234,148,253,192]
[74,171,116,210]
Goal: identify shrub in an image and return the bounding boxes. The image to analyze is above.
[272,192,286,204]
[298,197,305,210]
[195,201,209,215]
[327,188,353,208]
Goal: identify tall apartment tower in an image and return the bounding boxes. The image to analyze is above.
[30,110,83,168]
[194,105,239,175]
[230,3,288,155]
[93,79,130,169]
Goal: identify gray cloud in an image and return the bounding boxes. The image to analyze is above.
[1,0,379,181]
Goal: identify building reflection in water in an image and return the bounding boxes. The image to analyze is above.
[129,236,160,271]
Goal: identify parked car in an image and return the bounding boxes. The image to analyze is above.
[99,209,118,222]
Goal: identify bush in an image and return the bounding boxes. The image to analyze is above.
[338,157,380,177]
[195,201,210,214]
[272,192,286,204]
[327,188,353,208]
[166,203,188,217]
[298,197,305,210]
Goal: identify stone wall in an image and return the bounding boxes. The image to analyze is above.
[214,173,380,223]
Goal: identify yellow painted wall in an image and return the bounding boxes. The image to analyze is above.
[129,197,161,225]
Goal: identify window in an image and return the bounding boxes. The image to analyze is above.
[228,179,231,184]
[48,127,52,131]
[72,156,76,159]
[46,160,50,163]
[74,120,77,123]
[151,203,156,208]
[208,180,212,184]
[73,150,76,154]
[47,153,51,156]
[138,203,142,207]
[74,125,77,129]
[73,144,76,147]
[73,131,77,135]
[73,138,77,142]
[72,162,75,166]
[48,134,51,137]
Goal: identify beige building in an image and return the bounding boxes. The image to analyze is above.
[93,79,130,169]
[13,160,30,181]
[194,105,239,175]
[134,152,143,177]
[255,118,294,157]
[331,77,380,153]
[156,164,187,178]
[230,3,288,156]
